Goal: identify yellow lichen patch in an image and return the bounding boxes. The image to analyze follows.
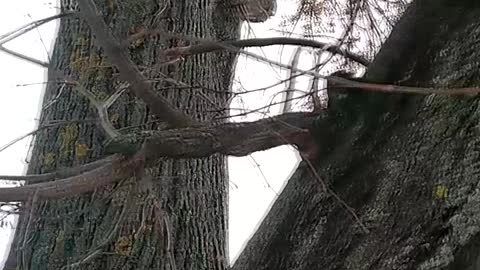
[106,0,116,14]
[110,113,120,125]
[75,143,90,159]
[60,124,79,158]
[70,53,110,78]
[70,55,90,75]
[92,54,105,67]
[43,152,56,169]
[114,235,133,256]
[434,184,449,200]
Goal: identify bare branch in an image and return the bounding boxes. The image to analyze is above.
[106,112,321,161]
[163,37,370,66]
[224,91,316,119]
[0,45,48,67]
[327,76,480,96]
[308,52,326,111]
[77,0,197,128]
[281,47,303,113]
[0,12,73,45]
[0,119,95,155]
[0,111,321,203]
[68,80,122,139]
[0,155,116,183]
[0,154,143,202]
[0,12,73,67]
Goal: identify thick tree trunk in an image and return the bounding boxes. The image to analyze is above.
[233,0,480,269]
[5,1,239,270]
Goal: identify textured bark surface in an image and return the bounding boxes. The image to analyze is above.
[233,0,480,269]
[5,1,239,269]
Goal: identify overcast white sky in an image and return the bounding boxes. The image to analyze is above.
[0,0,316,267]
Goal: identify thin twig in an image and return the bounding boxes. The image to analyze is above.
[0,45,48,67]
[0,155,116,184]
[67,80,121,139]
[20,189,39,269]
[0,12,73,45]
[0,154,143,202]
[281,47,303,113]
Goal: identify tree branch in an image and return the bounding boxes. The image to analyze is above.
[0,112,322,202]
[327,76,480,95]
[163,37,370,66]
[0,45,48,67]
[105,112,321,161]
[0,154,142,202]
[0,155,116,183]
[77,0,197,128]
[0,12,73,46]
[68,80,122,139]
[280,47,303,113]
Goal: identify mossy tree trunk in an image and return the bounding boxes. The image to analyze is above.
[5,1,239,269]
[233,0,480,269]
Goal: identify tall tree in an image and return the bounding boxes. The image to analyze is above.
[233,0,480,269]
[3,0,248,269]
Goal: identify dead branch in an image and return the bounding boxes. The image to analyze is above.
[77,0,197,128]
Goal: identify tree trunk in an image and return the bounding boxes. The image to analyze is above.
[232,0,480,269]
[5,1,239,270]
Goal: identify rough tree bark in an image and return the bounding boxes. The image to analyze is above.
[232,0,480,269]
[5,1,240,269]
[8,0,480,269]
